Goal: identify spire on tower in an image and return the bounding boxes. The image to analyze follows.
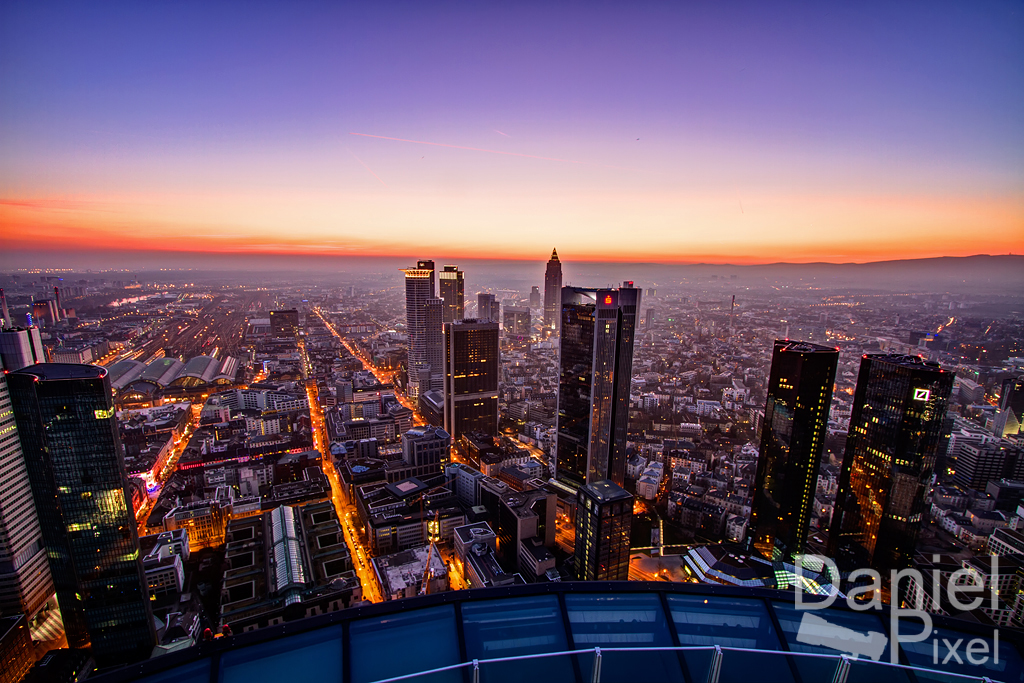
[551,248,559,260]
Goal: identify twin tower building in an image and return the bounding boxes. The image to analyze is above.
[747,341,954,575]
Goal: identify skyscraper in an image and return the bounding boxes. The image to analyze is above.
[476,293,499,322]
[0,358,53,624]
[402,262,444,399]
[269,309,300,337]
[0,327,45,372]
[747,340,838,562]
[574,479,633,581]
[827,354,954,574]
[529,286,541,309]
[8,364,156,665]
[556,283,641,488]
[543,248,562,331]
[438,265,465,324]
[444,319,499,443]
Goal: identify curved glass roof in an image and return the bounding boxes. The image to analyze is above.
[92,582,1023,683]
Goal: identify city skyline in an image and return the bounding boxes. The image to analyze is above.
[2,2,1022,265]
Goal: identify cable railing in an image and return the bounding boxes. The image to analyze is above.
[369,644,1002,683]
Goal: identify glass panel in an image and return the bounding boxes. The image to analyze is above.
[461,595,575,683]
[667,595,792,683]
[140,659,211,683]
[350,605,462,683]
[772,602,907,683]
[219,625,342,683]
[565,593,682,683]
[899,624,1024,683]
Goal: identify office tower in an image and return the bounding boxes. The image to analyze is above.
[8,364,156,665]
[439,265,465,324]
[543,248,562,331]
[425,298,444,391]
[529,286,541,309]
[0,288,10,329]
[747,340,838,562]
[402,425,451,471]
[402,263,444,399]
[828,354,954,574]
[953,441,1024,490]
[0,358,54,623]
[556,283,641,488]
[644,308,654,331]
[574,479,633,581]
[444,319,499,443]
[0,327,45,371]
[994,376,1024,437]
[269,309,300,336]
[476,293,499,322]
[503,306,531,337]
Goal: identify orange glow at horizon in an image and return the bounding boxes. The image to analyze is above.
[2,189,1022,265]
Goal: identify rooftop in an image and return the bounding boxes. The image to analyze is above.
[12,362,106,381]
[90,581,1024,683]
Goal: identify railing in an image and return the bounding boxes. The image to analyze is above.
[369,644,1001,683]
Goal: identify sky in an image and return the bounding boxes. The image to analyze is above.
[1,1,1022,267]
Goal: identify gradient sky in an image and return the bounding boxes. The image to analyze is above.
[1,1,1022,266]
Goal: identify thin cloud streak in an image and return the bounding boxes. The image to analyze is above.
[349,132,584,164]
[346,147,388,187]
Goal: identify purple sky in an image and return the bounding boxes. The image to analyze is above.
[1,1,1022,265]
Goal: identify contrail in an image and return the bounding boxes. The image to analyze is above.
[349,132,585,165]
[346,147,387,187]
[494,129,510,137]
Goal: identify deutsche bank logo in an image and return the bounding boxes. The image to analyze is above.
[913,388,931,402]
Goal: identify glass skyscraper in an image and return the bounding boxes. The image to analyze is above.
[444,318,499,443]
[574,479,633,581]
[747,340,838,562]
[543,248,562,331]
[8,364,155,666]
[402,260,444,399]
[438,265,464,324]
[0,358,53,623]
[556,283,640,488]
[827,354,954,574]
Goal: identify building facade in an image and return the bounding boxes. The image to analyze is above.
[444,319,499,443]
[476,293,499,322]
[8,364,156,666]
[0,327,45,372]
[438,265,465,324]
[402,261,444,399]
[0,358,53,622]
[747,340,838,562]
[503,307,531,337]
[556,283,641,488]
[574,480,633,581]
[828,354,955,574]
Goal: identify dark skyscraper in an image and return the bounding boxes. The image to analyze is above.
[574,479,633,581]
[476,293,499,322]
[529,285,541,309]
[438,265,465,324]
[543,248,562,331]
[747,340,838,562]
[556,283,641,488]
[1,288,11,329]
[828,354,954,574]
[8,364,156,665]
[444,318,499,443]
